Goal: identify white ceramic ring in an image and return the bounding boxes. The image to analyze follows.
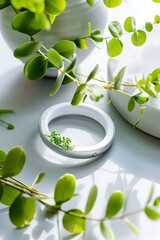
[39,102,115,159]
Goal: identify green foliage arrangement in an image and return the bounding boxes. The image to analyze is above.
[1,0,160,118]
[0,146,160,239]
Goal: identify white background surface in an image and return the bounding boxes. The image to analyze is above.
[0,0,160,239]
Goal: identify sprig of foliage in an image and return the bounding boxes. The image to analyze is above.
[0,146,160,239]
[47,130,75,150]
[0,109,15,130]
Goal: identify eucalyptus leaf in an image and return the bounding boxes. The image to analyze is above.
[1,185,20,206]
[151,68,160,83]
[2,146,26,178]
[0,150,6,165]
[24,55,47,80]
[33,172,46,185]
[113,66,126,89]
[152,0,160,3]
[124,218,139,235]
[54,174,76,205]
[12,11,50,36]
[47,48,63,69]
[53,40,76,59]
[131,30,147,46]
[133,93,149,104]
[0,0,10,9]
[63,71,76,85]
[128,97,135,112]
[108,21,123,38]
[103,0,122,8]
[74,39,88,49]
[91,29,103,42]
[45,0,66,15]
[144,207,160,220]
[65,57,76,73]
[87,0,95,6]
[71,84,87,105]
[9,194,36,228]
[106,190,124,218]
[141,86,157,98]
[86,64,99,82]
[11,0,45,13]
[49,69,65,96]
[107,38,123,57]
[154,197,160,206]
[146,183,154,204]
[85,185,98,214]
[154,15,160,23]
[100,221,115,240]
[124,16,136,32]
[155,84,160,93]
[14,41,42,58]
[145,22,153,32]
[63,209,85,234]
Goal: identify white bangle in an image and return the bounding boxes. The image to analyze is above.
[39,102,115,159]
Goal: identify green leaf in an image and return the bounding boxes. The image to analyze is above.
[124,218,139,235]
[33,172,46,185]
[0,0,10,9]
[49,70,65,96]
[141,86,157,98]
[1,185,20,206]
[154,197,160,206]
[128,97,135,112]
[12,11,50,36]
[14,41,42,58]
[9,194,36,228]
[47,48,63,69]
[155,84,160,93]
[54,174,76,205]
[65,57,76,73]
[74,39,88,49]
[131,30,147,46]
[2,147,26,178]
[145,22,153,32]
[106,190,124,218]
[63,71,76,84]
[152,0,160,3]
[0,150,6,165]
[108,21,123,38]
[133,93,149,104]
[45,0,66,15]
[144,207,160,220]
[113,66,126,89]
[151,68,160,83]
[11,0,45,13]
[88,84,104,102]
[53,40,76,59]
[87,0,95,6]
[90,29,103,42]
[85,185,98,214]
[103,0,122,8]
[71,84,87,105]
[86,64,99,82]
[63,209,85,234]
[24,55,47,80]
[154,15,160,23]
[124,16,136,32]
[100,221,115,240]
[107,38,123,57]
[0,182,3,201]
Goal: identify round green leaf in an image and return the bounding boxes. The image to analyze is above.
[24,55,47,80]
[144,207,160,220]
[12,11,50,36]
[11,0,45,13]
[14,41,42,58]
[85,185,98,214]
[133,93,149,104]
[53,40,76,59]
[154,15,160,23]
[0,150,6,165]
[154,197,160,206]
[103,0,122,8]
[9,194,36,228]
[131,30,147,46]
[2,146,26,178]
[47,48,63,69]
[151,68,160,83]
[63,209,85,234]
[155,84,160,93]
[152,0,160,2]
[145,22,153,32]
[87,0,95,6]
[74,39,88,49]
[1,185,20,206]
[124,16,136,32]
[54,174,76,205]
[109,21,123,37]
[0,0,10,9]
[45,0,66,15]
[71,84,87,105]
[128,97,135,112]
[106,190,124,218]
[107,38,123,57]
